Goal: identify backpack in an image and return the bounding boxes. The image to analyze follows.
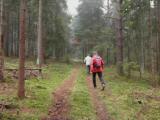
[93,56,102,69]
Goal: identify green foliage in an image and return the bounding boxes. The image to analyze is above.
[93,44,107,55]
[122,0,152,71]
[42,0,71,59]
[124,62,140,72]
[63,54,71,64]
[74,0,107,56]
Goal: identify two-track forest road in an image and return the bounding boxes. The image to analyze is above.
[42,67,110,120]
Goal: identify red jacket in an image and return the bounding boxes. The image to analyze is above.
[90,55,104,73]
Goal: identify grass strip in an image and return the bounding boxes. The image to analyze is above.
[70,69,97,120]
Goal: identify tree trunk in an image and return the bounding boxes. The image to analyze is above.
[127,31,131,78]
[106,48,110,65]
[150,1,158,86]
[107,0,110,10]
[116,0,124,75]
[37,0,43,67]
[18,0,26,98]
[151,34,157,86]
[0,0,4,81]
[140,30,145,75]
[157,0,160,85]
[147,2,151,71]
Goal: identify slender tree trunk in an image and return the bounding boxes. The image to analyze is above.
[127,31,131,78]
[116,0,124,75]
[18,0,26,98]
[37,0,43,67]
[148,2,151,71]
[0,0,4,81]
[107,0,110,10]
[157,0,160,85]
[140,7,145,74]
[3,5,8,57]
[140,30,145,75]
[151,34,157,86]
[107,48,110,65]
[151,1,159,86]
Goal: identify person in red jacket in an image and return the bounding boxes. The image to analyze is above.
[90,51,105,90]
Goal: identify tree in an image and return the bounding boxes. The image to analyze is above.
[52,0,70,60]
[75,0,106,56]
[37,0,43,67]
[0,0,4,80]
[115,0,124,75]
[157,0,160,84]
[18,0,27,98]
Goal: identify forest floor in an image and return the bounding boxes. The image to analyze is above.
[0,59,160,120]
[100,67,160,120]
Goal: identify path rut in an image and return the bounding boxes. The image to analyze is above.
[42,68,79,120]
[86,76,110,120]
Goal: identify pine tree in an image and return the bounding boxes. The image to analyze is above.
[37,0,43,67]
[116,0,124,75]
[18,0,27,98]
[0,0,4,80]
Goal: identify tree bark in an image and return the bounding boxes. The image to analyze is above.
[157,0,160,85]
[116,0,124,75]
[140,30,145,75]
[147,1,151,71]
[150,1,159,86]
[0,0,4,81]
[18,0,26,98]
[37,0,43,67]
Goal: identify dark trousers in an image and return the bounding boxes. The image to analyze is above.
[86,65,90,74]
[92,72,105,88]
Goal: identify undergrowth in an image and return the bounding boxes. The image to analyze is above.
[0,62,72,120]
[99,67,160,120]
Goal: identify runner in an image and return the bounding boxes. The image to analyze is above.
[90,51,105,90]
[84,54,92,74]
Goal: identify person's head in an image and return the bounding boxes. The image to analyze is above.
[92,51,98,56]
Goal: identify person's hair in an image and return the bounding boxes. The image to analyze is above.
[92,51,98,55]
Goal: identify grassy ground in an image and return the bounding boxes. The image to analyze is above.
[1,60,160,120]
[69,69,97,120]
[99,67,160,120]
[0,60,72,120]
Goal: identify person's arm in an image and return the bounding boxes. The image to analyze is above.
[90,58,94,73]
[101,59,104,70]
[84,58,86,64]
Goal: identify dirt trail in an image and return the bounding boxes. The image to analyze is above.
[42,68,79,120]
[86,76,110,120]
